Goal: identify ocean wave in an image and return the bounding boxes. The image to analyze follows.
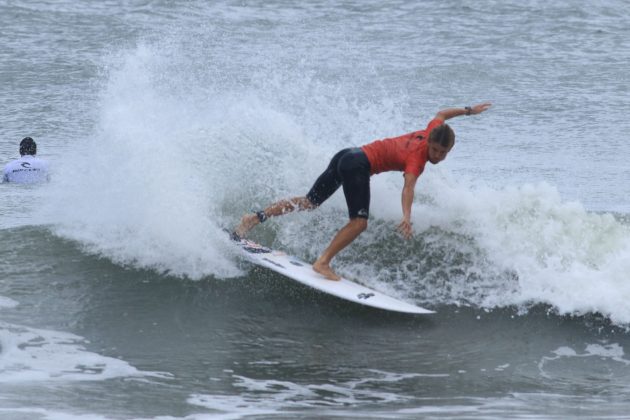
[28,38,630,327]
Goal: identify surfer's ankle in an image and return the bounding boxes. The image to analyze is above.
[313,260,340,281]
[255,210,267,223]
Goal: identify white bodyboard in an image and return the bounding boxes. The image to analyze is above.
[233,237,434,315]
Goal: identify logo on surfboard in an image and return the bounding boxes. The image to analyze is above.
[357,292,375,300]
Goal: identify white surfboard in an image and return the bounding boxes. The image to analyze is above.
[232,237,434,314]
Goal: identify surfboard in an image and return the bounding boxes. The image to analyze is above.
[231,236,434,314]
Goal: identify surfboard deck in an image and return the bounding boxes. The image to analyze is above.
[231,235,434,315]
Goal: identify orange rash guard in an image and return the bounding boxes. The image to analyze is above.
[361,118,443,177]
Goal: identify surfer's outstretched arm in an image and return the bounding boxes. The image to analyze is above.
[435,102,492,121]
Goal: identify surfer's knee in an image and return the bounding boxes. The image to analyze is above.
[349,217,368,233]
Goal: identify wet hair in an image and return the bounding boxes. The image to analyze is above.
[428,124,455,148]
[19,137,37,156]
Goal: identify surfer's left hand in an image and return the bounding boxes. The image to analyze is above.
[470,102,492,115]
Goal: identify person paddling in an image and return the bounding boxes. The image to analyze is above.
[233,102,492,280]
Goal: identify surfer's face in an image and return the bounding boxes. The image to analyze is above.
[428,141,452,164]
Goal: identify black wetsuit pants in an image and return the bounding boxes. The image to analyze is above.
[306,148,371,219]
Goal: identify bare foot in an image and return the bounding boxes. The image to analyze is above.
[312,260,341,281]
[234,213,260,238]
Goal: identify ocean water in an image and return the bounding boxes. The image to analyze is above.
[1,0,630,418]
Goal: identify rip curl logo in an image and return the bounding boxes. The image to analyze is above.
[11,165,41,174]
[357,292,374,300]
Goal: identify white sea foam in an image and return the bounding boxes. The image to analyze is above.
[0,296,19,309]
[0,408,112,420]
[422,178,630,323]
[538,342,630,384]
[188,369,436,417]
[0,321,168,383]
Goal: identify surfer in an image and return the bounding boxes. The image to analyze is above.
[233,103,492,280]
[2,137,50,184]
